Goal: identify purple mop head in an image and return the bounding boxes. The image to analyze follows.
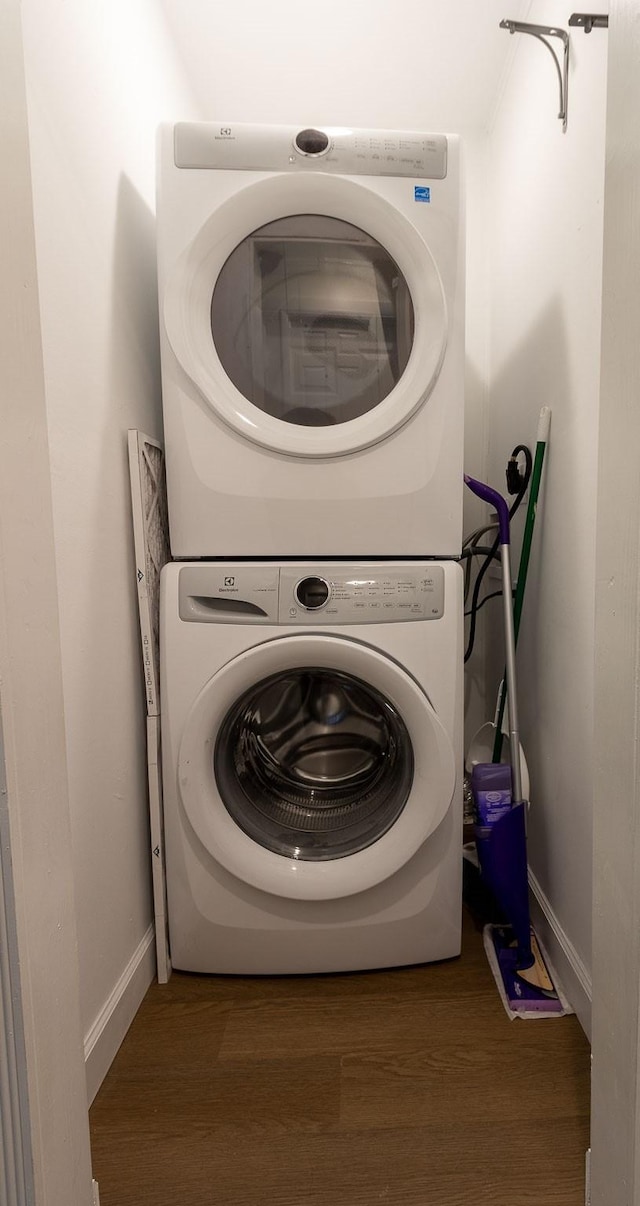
[488,924,565,1015]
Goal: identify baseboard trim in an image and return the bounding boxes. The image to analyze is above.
[84,924,156,1105]
[529,870,592,1039]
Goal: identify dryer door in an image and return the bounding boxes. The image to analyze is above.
[163,173,448,458]
[177,634,456,901]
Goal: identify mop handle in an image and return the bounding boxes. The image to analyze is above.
[493,406,551,761]
[463,476,523,804]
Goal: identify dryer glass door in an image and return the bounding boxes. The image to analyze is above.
[214,666,414,860]
[210,216,415,428]
[163,172,449,457]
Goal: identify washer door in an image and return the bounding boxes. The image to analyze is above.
[163,173,447,458]
[178,635,455,900]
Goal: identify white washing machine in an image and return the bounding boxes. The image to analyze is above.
[156,123,465,559]
[160,560,463,974]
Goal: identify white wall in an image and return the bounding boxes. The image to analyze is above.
[484,3,608,1029]
[19,0,201,1089]
[591,0,640,1196]
[0,0,94,1198]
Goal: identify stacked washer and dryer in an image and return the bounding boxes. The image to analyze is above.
[156,123,465,974]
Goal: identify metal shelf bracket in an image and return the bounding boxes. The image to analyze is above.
[500,20,570,133]
[568,13,608,33]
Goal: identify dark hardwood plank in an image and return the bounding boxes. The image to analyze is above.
[89,1118,589,1206]
[339,1025,590,1128]
[90,1055,341,1134]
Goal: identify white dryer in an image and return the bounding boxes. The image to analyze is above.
[160,560,463,974]
[156,123,465,559]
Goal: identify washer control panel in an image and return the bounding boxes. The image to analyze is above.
[281,567,444,623]
[178,563,446,624]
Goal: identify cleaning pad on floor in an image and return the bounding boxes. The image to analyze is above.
[483,924,574,1020]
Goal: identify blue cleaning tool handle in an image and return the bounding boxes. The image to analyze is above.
[464,475,510,546]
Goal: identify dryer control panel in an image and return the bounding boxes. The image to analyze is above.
[174,122,448,179]
[178,563,445,625]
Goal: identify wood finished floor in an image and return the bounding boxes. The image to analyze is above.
[89,910,590,1206]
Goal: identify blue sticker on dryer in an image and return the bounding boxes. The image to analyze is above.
[414,186,431,203]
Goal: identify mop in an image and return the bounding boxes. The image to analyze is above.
[464,471,567,1017]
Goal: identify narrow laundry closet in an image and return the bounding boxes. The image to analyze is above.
[4,1,631,1204]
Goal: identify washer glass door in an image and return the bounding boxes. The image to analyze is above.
[177,632,455,900]
[214,666,414,860]
[210,216,414,429]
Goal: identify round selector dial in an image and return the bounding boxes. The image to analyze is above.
[295,576,330,610]
[294,128,330,157]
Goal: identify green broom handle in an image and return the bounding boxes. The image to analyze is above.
[492,407,551,764]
